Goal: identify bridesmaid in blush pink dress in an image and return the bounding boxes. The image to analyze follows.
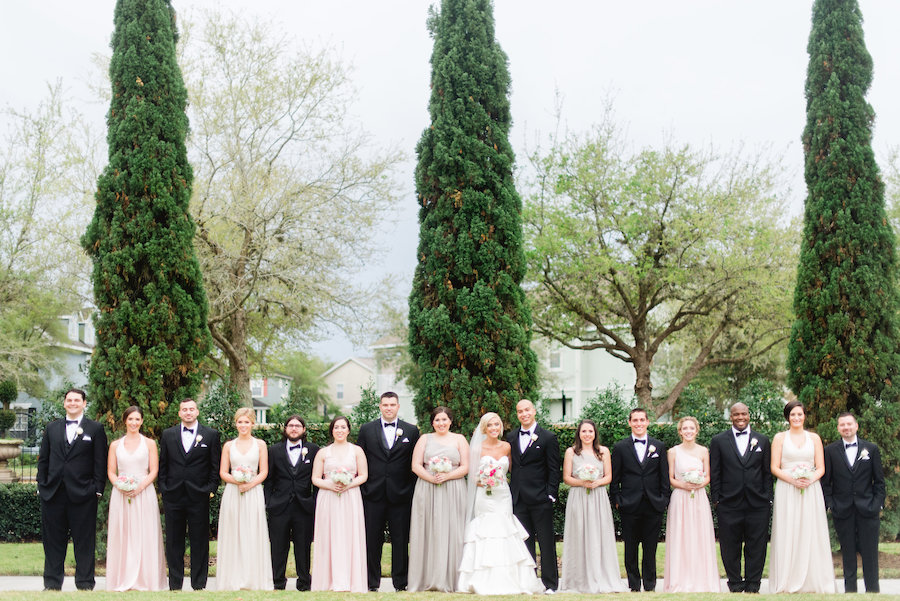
[106,406,166,591]
[311,416,369,592]
[664,416,720,592]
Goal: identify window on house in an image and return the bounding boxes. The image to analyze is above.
[549,350,561,370]
[336,383,344,401]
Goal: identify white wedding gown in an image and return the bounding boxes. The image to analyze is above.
[457,456,544,595]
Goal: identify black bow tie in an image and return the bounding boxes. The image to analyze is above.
[66,420,78,425]
[183,428,194,434]
[289,444,302,451]
[520,430,532,437]
[383,422,396,428]
[845,442,858,449]
[735,430,748,436]
[633,439,646,444]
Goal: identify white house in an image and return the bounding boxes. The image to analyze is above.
[320,357,376,415]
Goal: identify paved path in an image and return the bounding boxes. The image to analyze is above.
[0,577,896,593]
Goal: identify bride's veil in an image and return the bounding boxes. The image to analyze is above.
[466,412,500,522]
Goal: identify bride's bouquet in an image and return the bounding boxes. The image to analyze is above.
[574,464,600,495]
[233,464,255,495]
[115,474,138,504]
[427,455,452,486]
[791,464,816,495]
[681,469,705,498]
[478,462,503,496]
[328,466,354,496]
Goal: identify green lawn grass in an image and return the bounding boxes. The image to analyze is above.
[3,541,899,579]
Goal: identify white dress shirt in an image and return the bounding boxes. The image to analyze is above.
[65,414,84,444]
[633,436,648,461]
[733,427,750,456]
[181,424,197,453]
[382,419,398,449]
[843,436,859,466]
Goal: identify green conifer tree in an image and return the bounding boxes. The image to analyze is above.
[408,0,538,434]
[789,0,900,426]
[82,0,210,436]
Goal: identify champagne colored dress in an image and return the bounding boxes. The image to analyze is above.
[408,435,467,592]
[663,446,720,592]
[561,451,625,593]
[216,439,274,590]
[311,445,367,592]
[106,436,167,591]
[769,431,835,593]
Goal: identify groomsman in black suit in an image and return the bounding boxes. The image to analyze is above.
[507,398,561,593]
[709,402,772,593]
[357,391,420,592]
[37,388,108,591]
[265,415,319,590]
[611,407,669,592]
[158,398,221,591]
[822,412,885,593]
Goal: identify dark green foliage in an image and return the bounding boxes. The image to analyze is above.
[0,380,16,410]
[0,410,15,437]
[408,0,538,435]
[736,378,786,435]
[578,385,635,448]
[0,483,42,541]
[198,381,244,442]
[672,385,728,447]
[82,0,210,438]
[350,382,382,427]
[789,0,900,425]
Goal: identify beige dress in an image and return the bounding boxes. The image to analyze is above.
[408,434,467,592]
[769,431,835,593]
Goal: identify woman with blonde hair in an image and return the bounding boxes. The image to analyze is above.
[216,407,273,590]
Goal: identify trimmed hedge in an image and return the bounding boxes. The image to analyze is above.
[0,483,41,541]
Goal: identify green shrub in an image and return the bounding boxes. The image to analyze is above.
[578,385,634,448]
[0,483,42,541]
[0,410,15,437]
[0,380,16,410]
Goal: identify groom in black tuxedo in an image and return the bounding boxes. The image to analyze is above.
[265,415,319,590]
[37,388,108,591]
[611,407,669,592]
[507,398,560,593]
[709,402,772,593]
[158,398,221,591]
[357,391,420,592]
[822,412,885,593]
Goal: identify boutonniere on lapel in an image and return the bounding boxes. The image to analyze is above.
[750,438,759,451]
[647,444,658,458]
[75,427,84,437]
[859,449,870,461]
[301,447,309,461]
[193,434,203,449]
[395,428,404,443]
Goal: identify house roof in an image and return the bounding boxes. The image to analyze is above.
[320,356,375,379]
[370,335,405,349]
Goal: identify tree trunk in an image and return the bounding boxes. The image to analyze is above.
[632,355,657,414]
[210,308,253,407]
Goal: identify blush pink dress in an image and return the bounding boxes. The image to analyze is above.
[106,436,166,591]
[663,446,720,592]
[311,445,367,592]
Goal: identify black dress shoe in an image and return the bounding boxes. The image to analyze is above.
[43,587,61,591]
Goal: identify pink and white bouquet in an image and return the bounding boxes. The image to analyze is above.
[791,464,816,495]
[681,469,705,498]
[478,462,503,496]
[329,466,354,496]
[574,464,600,495]
[115,474,138,504]
[427,455,453,485]
[233,464,255,494]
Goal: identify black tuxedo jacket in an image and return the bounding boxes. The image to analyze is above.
[822,438,885,520]
[265,440,320,515]
[610,436,670,513]
[357,418,420,503]
[709,429,772,509]
[158,423,221,501]
[37,417,108,503]
[507,425,561,506]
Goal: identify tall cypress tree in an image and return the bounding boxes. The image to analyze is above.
[82,0,210,436]
[408,0,538,434]
[789,0,900,426]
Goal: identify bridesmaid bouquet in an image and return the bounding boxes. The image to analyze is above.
[574,464,600,494]
[115,474,138,504]
[427,455,453,486]
[478,463,502,496]
[233,464,255,495]
[329,467,354,496]
[790,464,816,495]
[681,469,705,498]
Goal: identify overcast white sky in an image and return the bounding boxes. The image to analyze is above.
[3,1,900,363]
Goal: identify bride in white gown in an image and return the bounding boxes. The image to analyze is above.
[457,412,543,595]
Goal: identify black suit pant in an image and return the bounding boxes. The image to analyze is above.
[716,505,769,592]
[834,511,880,593]
[163,495,211,590]
[620,497,663,592]
[363,498,411,590]
[41,489,98,590]
[514,500,558,591]
[268,502,314,590]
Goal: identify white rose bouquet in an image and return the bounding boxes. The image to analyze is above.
[574,464,600,495]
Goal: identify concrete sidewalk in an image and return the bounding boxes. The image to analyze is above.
[0,577,895,593]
